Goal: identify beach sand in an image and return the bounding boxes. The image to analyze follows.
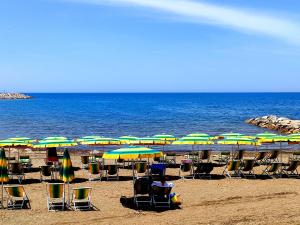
[1,152,300,225]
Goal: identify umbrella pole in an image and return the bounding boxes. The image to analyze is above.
[67,182,70,207]
[1,182,3,209]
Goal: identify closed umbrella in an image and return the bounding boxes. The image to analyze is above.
[0,148,9,208]
[60,148,75,205]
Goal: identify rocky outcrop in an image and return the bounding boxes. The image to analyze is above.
[246,115,300,134]
[0,93,32,99]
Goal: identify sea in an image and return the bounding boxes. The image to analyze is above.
[1,93,300,142]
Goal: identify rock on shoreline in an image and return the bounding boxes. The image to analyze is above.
[0,93,32,99]
[246,115,300,134]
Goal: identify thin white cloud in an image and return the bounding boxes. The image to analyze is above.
[65,0,300,45]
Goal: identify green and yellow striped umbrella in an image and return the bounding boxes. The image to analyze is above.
[33,138,77,148]
[218,137,261,146]
[153,134,177,141]
[103,146,163,160]
[9,137,35,143]
[0,139,32,147]
[118,136,139,144]
[258,135,289,143]
[187,133,210,138]
[44,136,68,141]
[78,137,121,145]
[60,148,75,183]
[173,136,214,145]
[130,137,169,145]
[256,132,277,139]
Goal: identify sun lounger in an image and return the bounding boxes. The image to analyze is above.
[4,185,30,209]
[40,165,54,182]
[240,159,256,178]
[134,178,152,208]
[262,150,280,165]
[282,160,300,177]
[179,159,194,179]
[19,155,32,168]
[88,162,102,181]
[213,152,230,163]
[151,184,173,209]
[150,163,166,177]
[47,183,65,211]
[199,150,211,162]
[71,187,92,211]
[165,153,176,165]
[262,162,283,178]
[81,155,90,169]
[8,162,25,184]
[255,151,268,165]
[223,160,241,178]
[105,165,119,181]
[233,150,245,160]
[194,162,213,179]
[134,161,148,179]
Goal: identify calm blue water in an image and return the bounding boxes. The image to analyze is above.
[0,93,300,139]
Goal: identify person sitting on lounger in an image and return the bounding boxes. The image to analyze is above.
[151,176,174,188]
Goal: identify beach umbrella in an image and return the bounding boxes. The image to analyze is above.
[102,146,163,160]
[44,136,68,141]
[0,139,32,162]
[60,148,75,205]
[152,134,177,141]
[256,132,277,139]
[186,133,211,138]
[173,137,214,145]
[118,136,139,145]
[218,137,260,146]
[0,148,9,208]
[130,137,169,146]
[78,137,121,146]
[32,139,77,148]
[8,137,35,160]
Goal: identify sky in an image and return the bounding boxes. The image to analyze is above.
[1,0,300,93]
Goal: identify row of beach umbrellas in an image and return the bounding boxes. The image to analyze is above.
[1,132,300,149]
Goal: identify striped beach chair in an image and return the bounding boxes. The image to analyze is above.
[72,187,92,211]
[105,165,119,181]
[4,185,30,209]
[88,162,102,181]
[47,183,65,211]
[255,151,268,165]
[233,150,245,160]
[8,162,25,184]
[179,159,194,179]
[81,155,90,169]
[199,150,211,162]
[19,155,32,168]
[262,162,283,178]
[223,160,241,178]
[134,161,148,179]
[134,178,152,208]
[240,159,256,178]
[282,160,300,177]
[40,165,53,182]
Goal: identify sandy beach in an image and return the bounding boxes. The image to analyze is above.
[1,151,300,225]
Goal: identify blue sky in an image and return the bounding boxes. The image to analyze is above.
[1,0,300,92]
